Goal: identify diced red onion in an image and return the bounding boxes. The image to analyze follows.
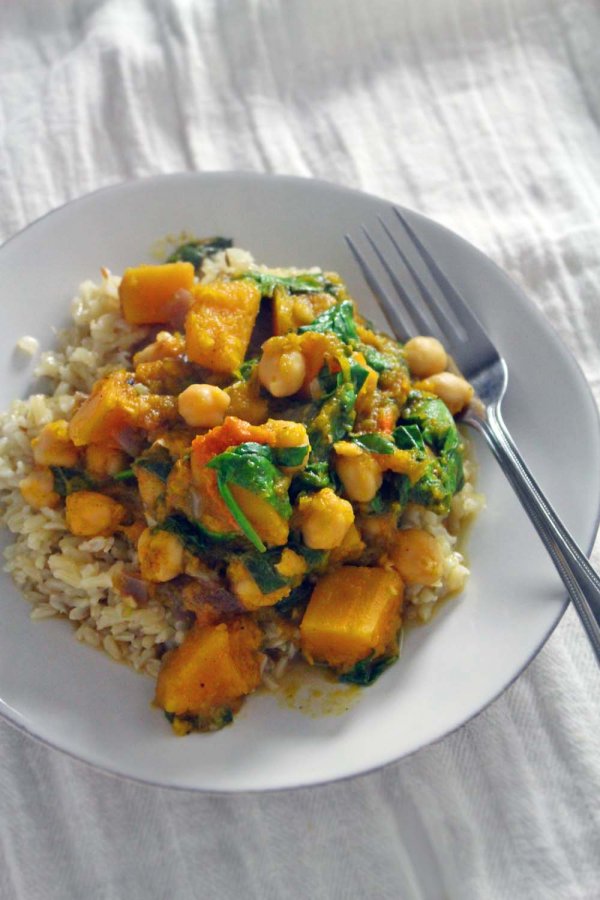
[114,426,145,457]
[164,289,195,331]
[117,572,150,605]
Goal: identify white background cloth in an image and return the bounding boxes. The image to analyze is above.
[1,1,599,897]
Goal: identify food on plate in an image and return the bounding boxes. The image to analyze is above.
[0,236,483,734]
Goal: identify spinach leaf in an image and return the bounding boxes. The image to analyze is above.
[167,237,232,271]
[159,514,238,557]
[365,491,388,515]
[243,549,290,593]
[399,392,456,452]
[316,356,367,400]
[394,473,412,508]
[271,445,309,468]
[350,432,396,455]
[208,443,291,519]
[237,358,259,382]
[50,466,94,497]
[364,472,410,516]
[442,426,460,452]
[308,383,357,461]
[409,446,464,515]
[239,270,337,298]
[298,300,358,345]
[113,468,135,482]
[294,544,329,570]
[339,652,397,686]
[289,461,332,500]
[441,444,465,495]
[392,424,425,453]
[397,393,465,514]
[134,446,173,482]
[362,347,394,373]
[409,464,448,514]
[207,442,292,553]
[242,543,327,598]
[317,365,341,399]
[274,580,313,618]
[348,361,369,394]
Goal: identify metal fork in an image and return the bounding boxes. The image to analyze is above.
[346,208,600,664]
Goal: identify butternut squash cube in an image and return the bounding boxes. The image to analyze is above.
[185,279,261,373]
[300,566,404,670]
[68,371,138,447]
[119,262,195,325]
[68,370,177,447]
[154,618,262,718]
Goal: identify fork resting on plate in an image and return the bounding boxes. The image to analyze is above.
[346,209,600,664]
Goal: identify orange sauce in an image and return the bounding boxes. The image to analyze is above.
[273,658,361,718]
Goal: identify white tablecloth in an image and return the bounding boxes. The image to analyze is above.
[1,1,599,897]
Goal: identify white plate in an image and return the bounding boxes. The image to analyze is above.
[0,172,598,792]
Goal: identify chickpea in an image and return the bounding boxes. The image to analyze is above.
[335,452,382,503]
[423,372,474,414]
[65,491,126,537]
[85,444,128,478]
[178,384,231,428]
[275,548,308,578]
[258,345,306,397]
[265,418,309,449]
[404,336,448,378]
[389,528,443,586]
[137,527,184,583]
[19,468,60,510]
[264,419,309,471]
[227,559,290,609]
[31,420,79,467]
[299,488,355,550]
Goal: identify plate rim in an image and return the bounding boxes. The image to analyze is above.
[0,169,598,793]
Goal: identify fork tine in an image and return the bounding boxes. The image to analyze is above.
[378,216,464,343]
[344,234,411,342]
[393,207,493,348]
[360,227,435,337]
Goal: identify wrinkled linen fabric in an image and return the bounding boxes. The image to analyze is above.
[1,1,599,898]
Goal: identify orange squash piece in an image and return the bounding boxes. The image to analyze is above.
[119,262,195,325]
[185,279,261,373]
[154,618,262,718]
[68,370,177,447]
[300,566,404,670]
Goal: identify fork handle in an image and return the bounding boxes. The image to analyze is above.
[464,405,600,663]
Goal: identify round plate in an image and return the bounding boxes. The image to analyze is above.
[0,172,598,792]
